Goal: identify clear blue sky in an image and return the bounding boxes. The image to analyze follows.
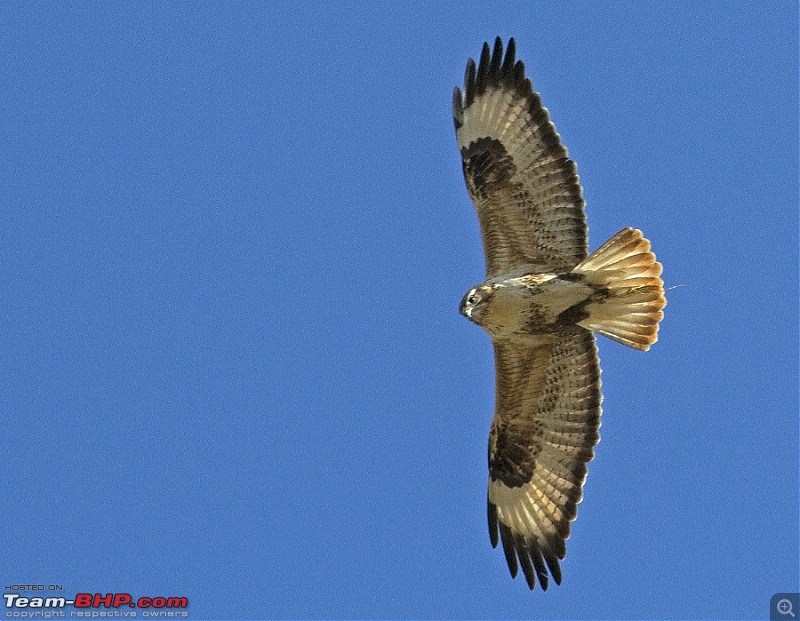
[2,2,797,619]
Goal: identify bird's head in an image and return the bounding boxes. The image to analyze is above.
[459,284,495,324]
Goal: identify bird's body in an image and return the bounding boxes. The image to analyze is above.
[462,272,596,340]
[453,38,666,590]
[461,227,663,347]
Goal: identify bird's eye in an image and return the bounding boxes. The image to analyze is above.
[468,294,478,305]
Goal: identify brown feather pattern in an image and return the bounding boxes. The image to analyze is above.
[455,37,603,591]
[454,36,587,276]
[487,331,601,590]
[454,38,664,592]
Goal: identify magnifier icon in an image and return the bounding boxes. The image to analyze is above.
[778,599,796,617]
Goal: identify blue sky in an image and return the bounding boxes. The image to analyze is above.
[2,2,797,619]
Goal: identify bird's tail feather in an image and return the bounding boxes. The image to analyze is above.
[573,228,666,351]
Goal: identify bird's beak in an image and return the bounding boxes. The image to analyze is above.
[459,291,473,319]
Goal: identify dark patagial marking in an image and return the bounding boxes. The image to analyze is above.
[461,137,516,201]
[489,420,542,488]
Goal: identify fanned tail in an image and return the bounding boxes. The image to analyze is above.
[573,228,666,351]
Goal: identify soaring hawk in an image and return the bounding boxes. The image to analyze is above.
[453,37,666,590]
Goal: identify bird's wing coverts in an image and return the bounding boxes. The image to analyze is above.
[487,330,601,590]
[454,37,588,276]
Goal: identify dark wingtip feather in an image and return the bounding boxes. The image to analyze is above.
[494,511,568,591]
[488,498,499,548]
[519,552,537,590]
[464,58,476,106]
[499,524,519,578]
[514,536,539,590]
[513,60,526,85]
[502,37,516,73]
[452,87,463,130]
[461,37,525,111]
[489,37,503,84]
[529,541,550,591]
[545,551,563,586]
[475,41,491,95]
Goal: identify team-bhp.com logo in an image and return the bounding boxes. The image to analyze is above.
[4,592,188,617]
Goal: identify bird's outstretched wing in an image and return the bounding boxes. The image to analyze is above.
[453,37,587,277]
[487,330,601,590]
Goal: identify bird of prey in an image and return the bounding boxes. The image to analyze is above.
[453,37,666,591]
